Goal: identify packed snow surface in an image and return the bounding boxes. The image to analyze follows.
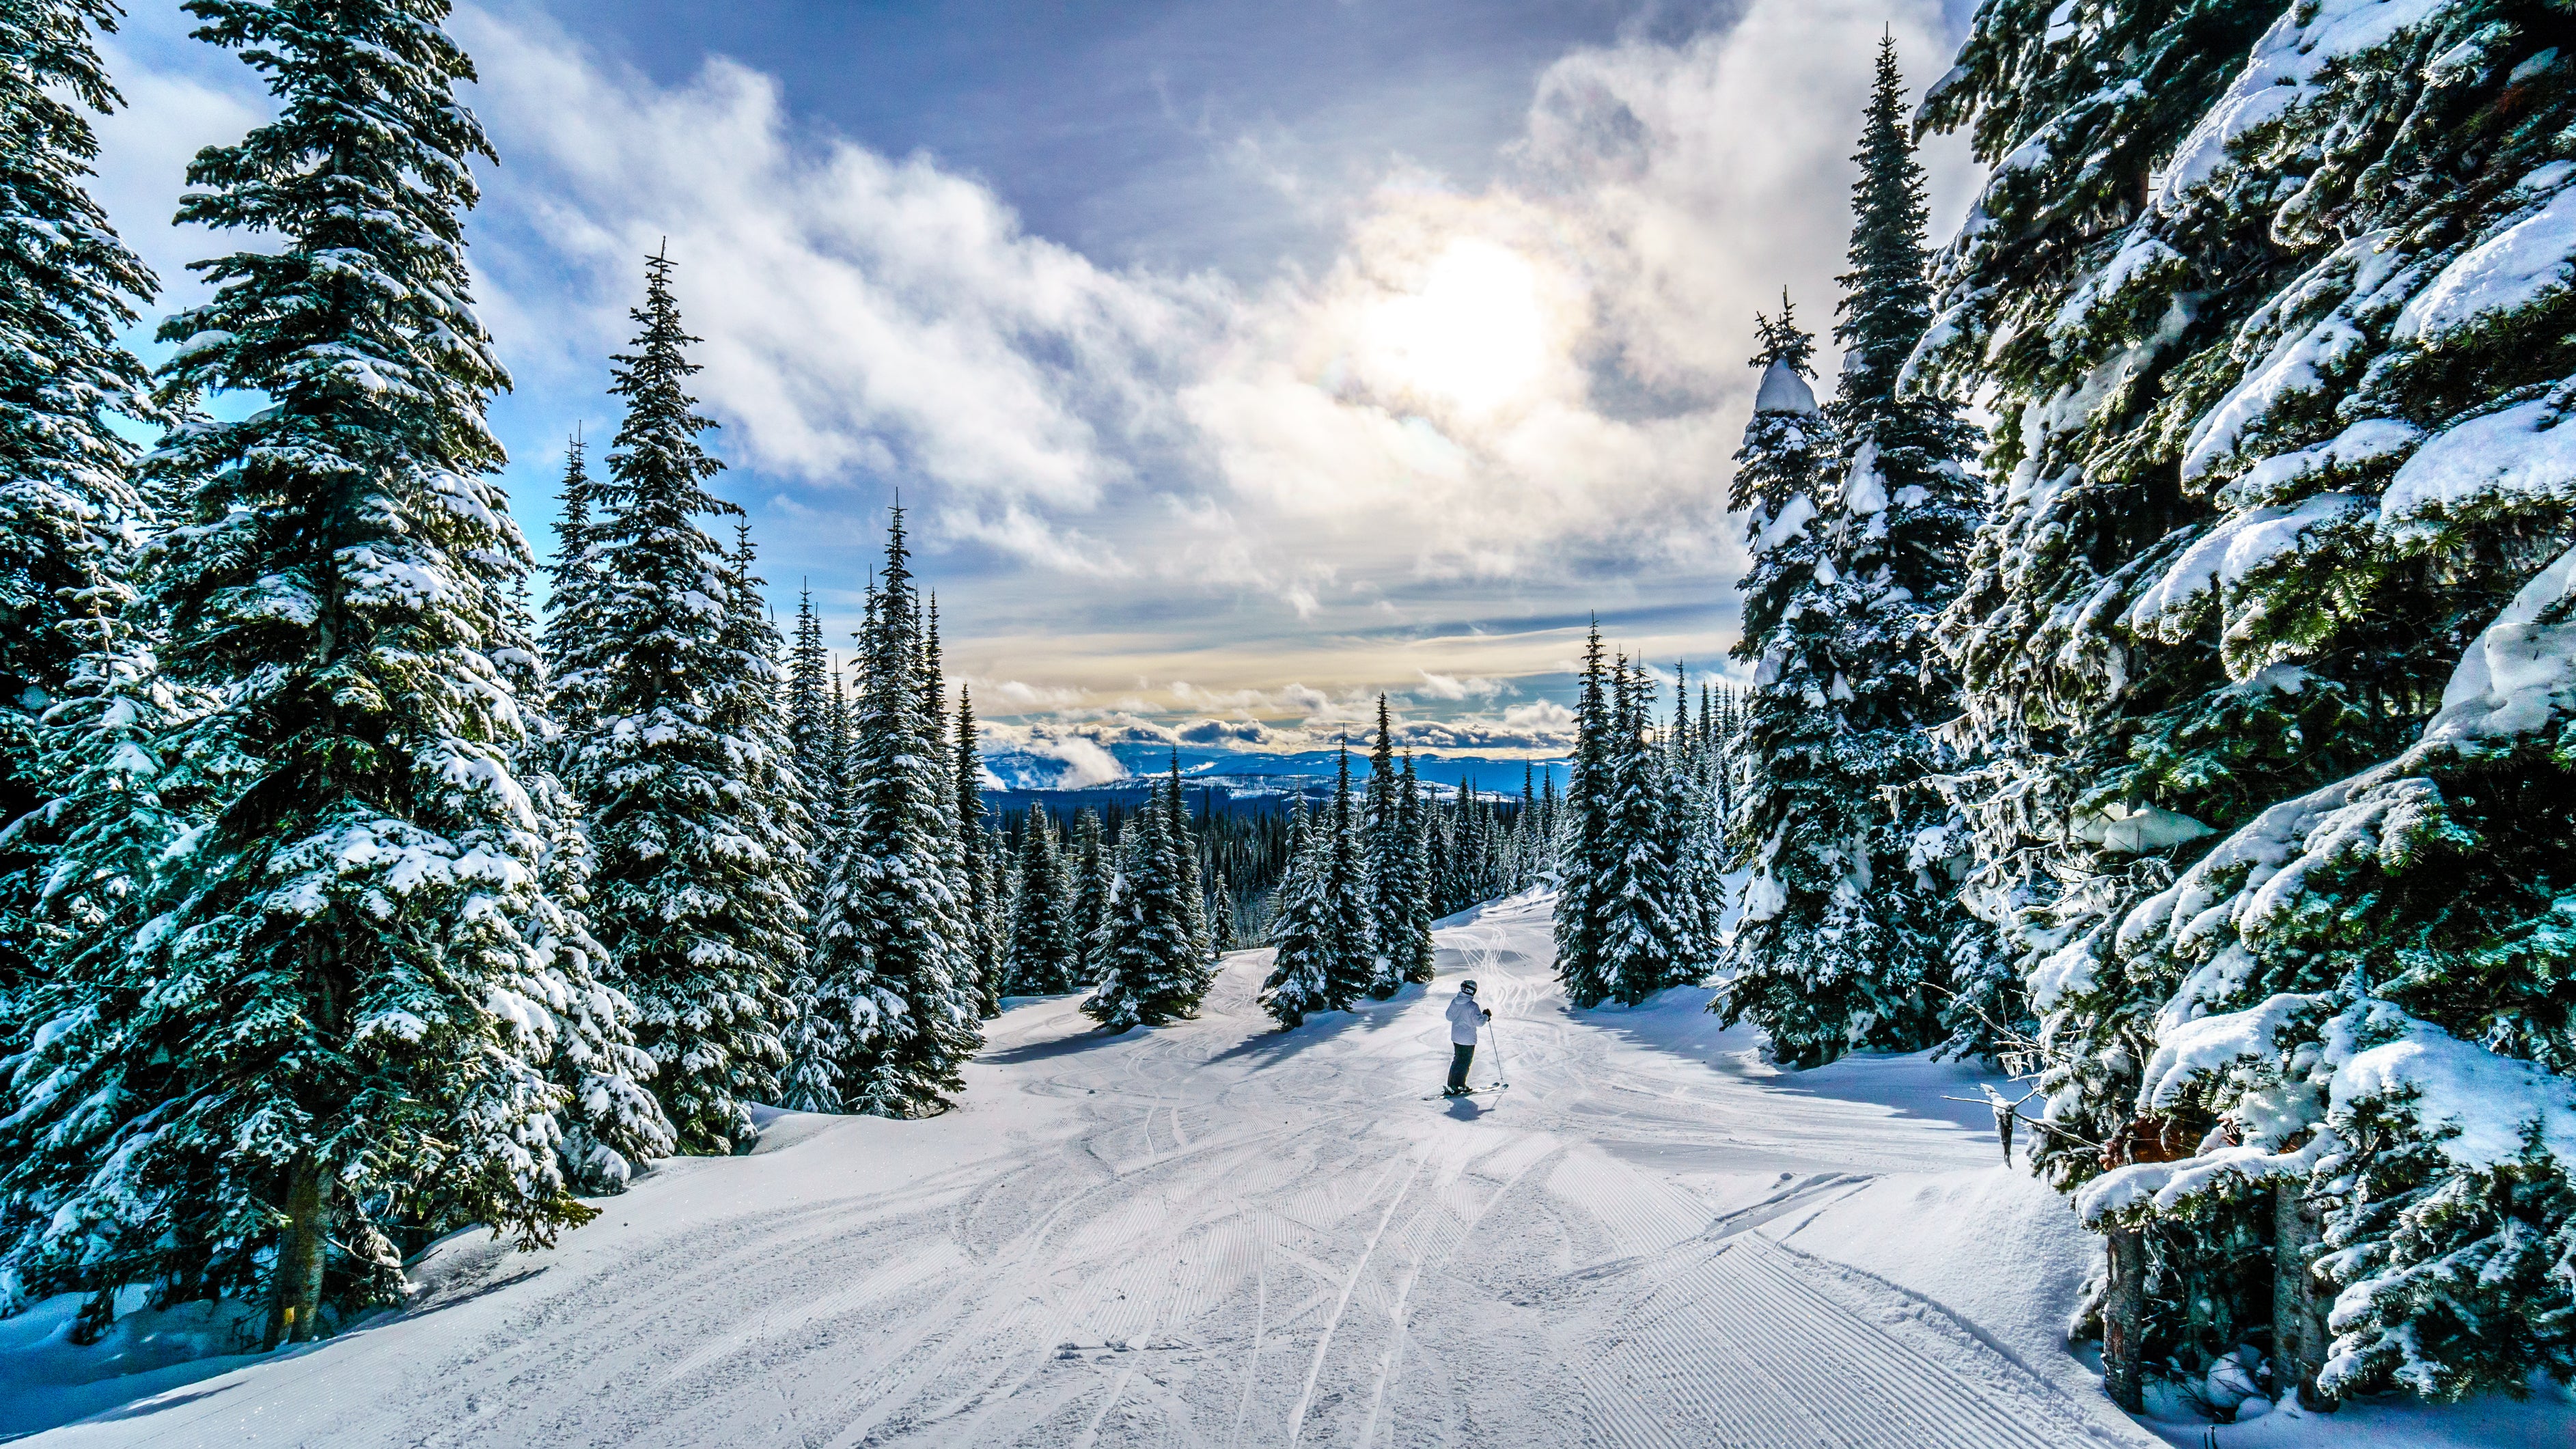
[8,892,2568,1446]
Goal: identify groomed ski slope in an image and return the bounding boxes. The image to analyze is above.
[12,889,2568,1448]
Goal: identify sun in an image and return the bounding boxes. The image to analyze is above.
[1357,237,1553,416]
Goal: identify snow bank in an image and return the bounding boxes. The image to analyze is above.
[0,1293,264,1441]
[1765,1167,2107,1402]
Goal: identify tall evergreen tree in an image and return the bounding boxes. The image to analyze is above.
[803,510,981,1116]
[786,581,833,848]
[1596,659,1682,1005]
[538,433,602,737]
[1208,864,1238,955]
[715,519,812,1045]
[822,654,851,850]
[1553,624,1616,1007]
[1920,0,2576,1410]
[0,551,213,1342]
[496,558,674,1198]
[1005,810,1078,993]
[0,0,160,996]
[1666,668,1728,984]
[954,686,1005,1017]
[1320,741,1373,1006]
[1259,803,1333,1029]
[1071,805,1111,982]
[559,250,793,1155]
[1717,43,1975,1064]
[0,0,604,1347]
[1160,754,1211,967]
[1085,767,1208,1030]
[1389,751,1435,984]
[1363,697,1404,995]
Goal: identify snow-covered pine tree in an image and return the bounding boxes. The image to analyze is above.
[1713,296,1857,1059]
[1006,809,1079,993]
[0,0,160,996]
[970,840,1003,1015]
[557,249,791,1155]
[953,685,1004,1017]
[805,510,981,1116]
[1391,751,1435,982]
[1364,697,1404,995]
[1530,771,1560,884]
[538,434,603,740]
[2,0,607,1346]
[715,519,811,1045]
[1666,668,1727,984]
[1159,756,1211,968]
[495,552,673,1197]
[1208,864,1237,955]
[1717,41,1974,1065]
[1816,32,1982,1036]
[1553,624,1616,1007]
[1085,767,1207,1030]
[1259,802,1333,1028]
[788,581,833,849]
[0,552,212,1341]
[1917,0,2576,1410]
[1321,742,1374,1006]
[822,653,852,854]
[1071,805,1110,983]
[779,627,851,1113]
[1596,658,1681,1005]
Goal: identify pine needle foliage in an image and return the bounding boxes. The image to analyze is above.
[0,0,160,996]
[1,0,598,1344]
[803,510,980,1116]
[557,249,797,1155]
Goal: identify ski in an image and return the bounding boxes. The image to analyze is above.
[1426,1084,1510,1100]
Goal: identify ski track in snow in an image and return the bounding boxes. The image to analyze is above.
[17,892,2160,1449]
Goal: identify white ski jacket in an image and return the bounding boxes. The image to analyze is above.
[1446,993,1486,1046]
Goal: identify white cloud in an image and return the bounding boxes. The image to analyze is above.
[451,6,1226,554]
[1176,717,1275,746]
[978,677,1090,711]
[1502,699,1577,732]
[1516,0,1975,392]
[975,721,1155,788]
[1414,670,1506,700]
[1170,0,1976,596]
[80,0,1972,747]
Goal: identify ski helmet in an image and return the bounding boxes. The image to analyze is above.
[1461,980,1478,995]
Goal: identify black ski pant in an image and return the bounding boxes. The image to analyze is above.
[1447,1043,1476,1093]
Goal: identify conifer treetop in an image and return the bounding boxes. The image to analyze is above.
[1834,33,1934,416]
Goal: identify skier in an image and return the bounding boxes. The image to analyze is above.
[1443,980,1491,1096]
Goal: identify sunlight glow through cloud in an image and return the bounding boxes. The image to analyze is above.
[1357,238,1556,417]
[83,0,1975,756]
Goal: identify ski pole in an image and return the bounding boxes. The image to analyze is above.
[1487,1016,1507,1087]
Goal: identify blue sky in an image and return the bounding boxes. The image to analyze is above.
[88,0,1980,775]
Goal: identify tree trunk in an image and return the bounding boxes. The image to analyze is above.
[262,1154,328,1350]
[68,1288,115,1346]
[2103,1224,2146,1412]
[2272,1186,2336,1410]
